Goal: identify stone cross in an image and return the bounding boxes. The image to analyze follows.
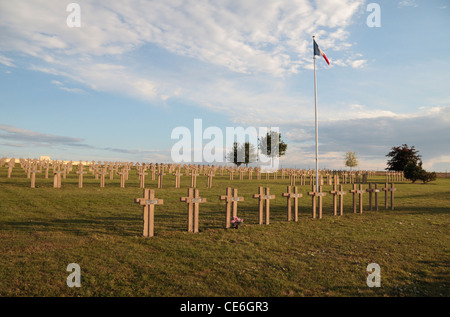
[180,188,207,233]
[253,187,275,225]
[44,164,50,179]
[108,165,115,180]
[326,173,332,185]
[190,170,199,188]
[26,164,32,179]
[150,165,157,180]
[76,167,87,188]
[308,185,326,219]
[239,169,245,180]
[228,168,234,181]
[329,184,347,216]
[138,171,148,189]
[135,189,164,237]
[53,171,63,188]
[173,170,183,188]
[255,168,261,180]
[220,187,244,229]
[350,184,365,214]
[289,172,296,187]
[7,159,14,178]
[366,183,380,211]
[282,186,303,222]
[382,182,397,210]
[206,171,214,188]
[117,170,128,188]
[157,170,166,189]
[99,168,108,188]
[299,173,306,186]
[30,167,41,188]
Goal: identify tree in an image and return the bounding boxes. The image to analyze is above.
[386,144,421,171]
[226,142,257,167]
[258,131,287,167]
[404,161,437,184]
[403,161,422,183]
[345,151,358,170]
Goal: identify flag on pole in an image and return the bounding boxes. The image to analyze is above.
[313,39,330,65]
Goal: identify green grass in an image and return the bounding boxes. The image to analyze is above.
[0,165,448,297]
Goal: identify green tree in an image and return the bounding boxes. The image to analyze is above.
[258,131,287,167]
[226,142,257,167]
[345,151,358,170]
[404,161,437,184]
[386,144,421,171]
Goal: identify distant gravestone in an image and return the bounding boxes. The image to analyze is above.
[157,170,166,189]
[117,170,128,188]
[7,159,14,178]
[30,168,41,188]
[99,168,108,188]
[76,165,87,188]
[138,171,148,189]
[53,171,63,188]
[190,170,199,188]
[173,169,183,188]
[289,172,296,187]
[206,171,214,188]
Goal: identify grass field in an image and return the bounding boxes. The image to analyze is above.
[0,165,449,297]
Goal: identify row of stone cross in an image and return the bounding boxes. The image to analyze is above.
[135,183,397,237]
[2,159,400,189]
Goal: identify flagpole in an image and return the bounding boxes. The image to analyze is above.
[313,36,319,191]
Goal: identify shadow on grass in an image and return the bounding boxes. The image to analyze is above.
[2,216,141,237]
[325,258,449,297]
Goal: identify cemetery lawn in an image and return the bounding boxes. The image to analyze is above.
[0,167,449,297]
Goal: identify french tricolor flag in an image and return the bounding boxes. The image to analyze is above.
[313,39,330,65]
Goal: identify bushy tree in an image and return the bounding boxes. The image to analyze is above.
[404,161,436,183]
[403,161,422,183]
[345,151,358,170]
[386,144,421,171]
[258,130,287,162]
[226,142,257,167]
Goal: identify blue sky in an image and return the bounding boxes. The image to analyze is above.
[1,0,449,171]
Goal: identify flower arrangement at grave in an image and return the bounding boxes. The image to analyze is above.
[231,216,243,229]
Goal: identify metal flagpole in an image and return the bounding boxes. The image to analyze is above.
[313,36,319,191]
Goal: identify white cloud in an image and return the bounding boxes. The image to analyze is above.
[398,1,419,8]
[0,0,369,122]
[0,55,15,67]
[0,0,365,76]
[59,86,86,94]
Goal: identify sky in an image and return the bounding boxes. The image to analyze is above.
[1,0,449,171]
